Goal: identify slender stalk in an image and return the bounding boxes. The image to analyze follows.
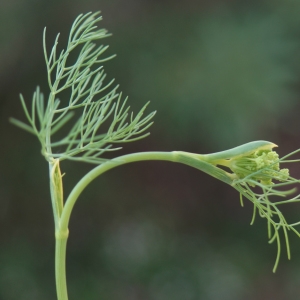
[55,230,69,300]
[54,150,232,300]
[60,151,232,232]
[60,152,178,231]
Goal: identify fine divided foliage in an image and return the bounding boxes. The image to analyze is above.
[230,149,300,272]
[10,12,155,164]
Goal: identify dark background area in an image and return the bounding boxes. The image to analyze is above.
[2,0,300,299]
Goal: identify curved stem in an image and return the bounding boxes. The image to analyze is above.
[60,151,232,231]
[55,150,233,300]
[60,152,177,231]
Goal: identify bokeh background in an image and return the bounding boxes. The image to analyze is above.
[2,0,300,299]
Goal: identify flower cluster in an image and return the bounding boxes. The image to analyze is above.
[228,149,289,185]
[188,141,300,271]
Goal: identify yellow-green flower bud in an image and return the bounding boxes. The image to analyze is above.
[228,149,289,185]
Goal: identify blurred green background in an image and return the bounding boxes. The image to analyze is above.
[2,0,300,299]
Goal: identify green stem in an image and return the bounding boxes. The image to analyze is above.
[55,151,233,300]
[60,152,176,231]
[60,151,232,231]
[55,230,69,300]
